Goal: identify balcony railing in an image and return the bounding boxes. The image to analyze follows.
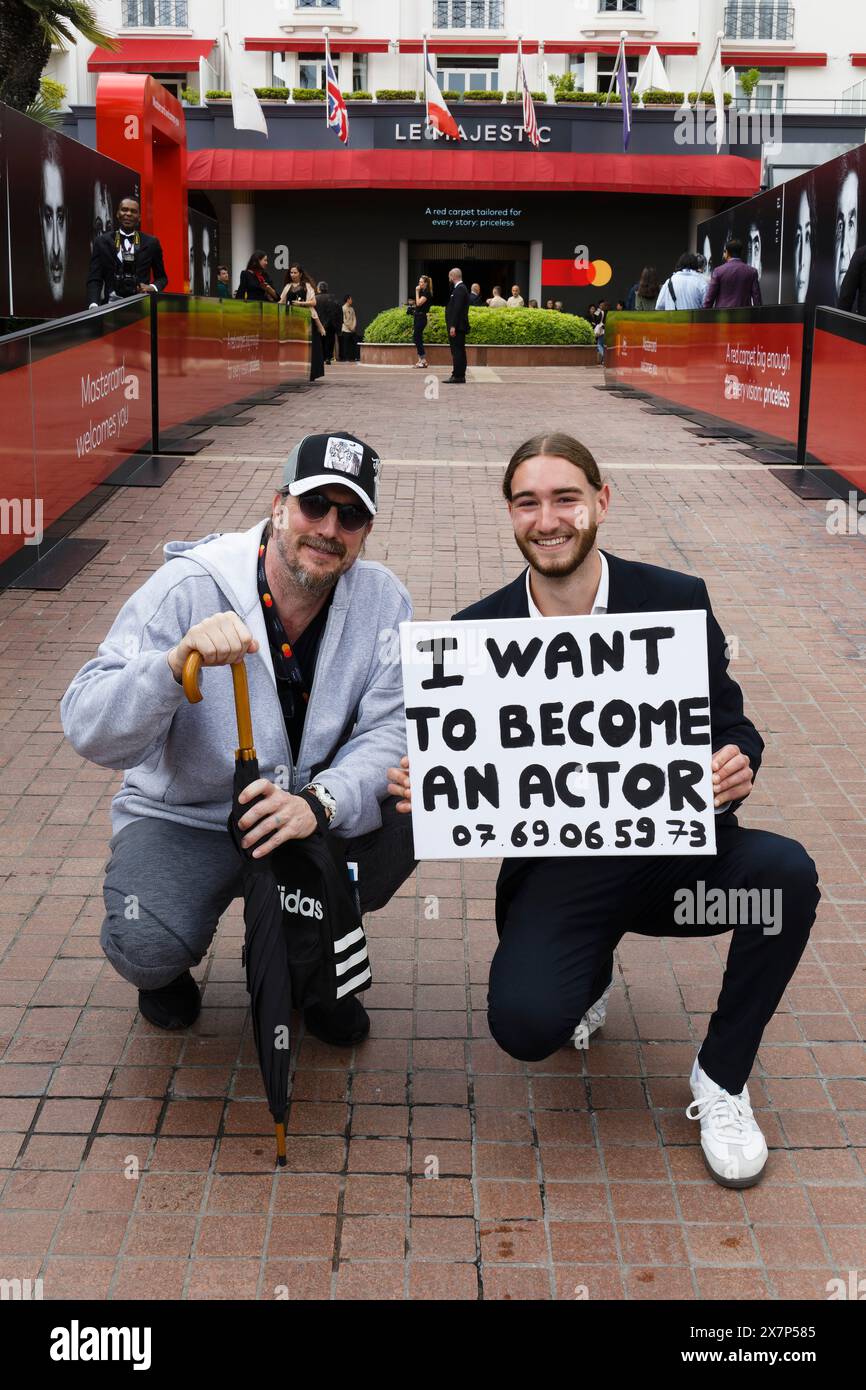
[122,0,189,24]
[433,0,505,29]
[724,3,795,41]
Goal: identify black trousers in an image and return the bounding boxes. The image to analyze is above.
[323,324,337,363]
[339,331,358,361]
[413,318,427,358]
[489,820,820,1095]
[449,330,467,380]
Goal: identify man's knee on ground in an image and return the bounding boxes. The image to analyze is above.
[100,915,197,991]
[488,995,574,1063]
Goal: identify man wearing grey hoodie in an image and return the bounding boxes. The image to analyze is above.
[61,432,415,1045]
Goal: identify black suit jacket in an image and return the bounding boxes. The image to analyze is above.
[87,230,168,304]
[446,280,470,333]
[452,551,764,825]
[838,243,866,314]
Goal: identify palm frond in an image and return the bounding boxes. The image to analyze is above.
[23,0,119,53]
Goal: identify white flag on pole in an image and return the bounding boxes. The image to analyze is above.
[227,36,267,136]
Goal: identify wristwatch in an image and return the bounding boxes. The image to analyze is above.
[302,782,337,825]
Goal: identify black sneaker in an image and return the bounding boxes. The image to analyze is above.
[304,994,370,1047]
[138,970,201,1030]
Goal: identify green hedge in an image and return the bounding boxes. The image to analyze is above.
[505,90,546,102]
[374,89,418,100]
[688,90,734,105]
[344,91,372,100]
[640,90,685,104]
[463,89,504,101]
[363,305,594,347]
[293,87,324,101]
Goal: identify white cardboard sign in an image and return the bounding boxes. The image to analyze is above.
[400,610,717,860]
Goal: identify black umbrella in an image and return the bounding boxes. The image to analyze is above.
[182,652,291,1167]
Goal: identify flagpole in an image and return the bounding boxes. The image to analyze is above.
[516,34,522,97]
[423,31,430,136]
[694,30,722,107]
[323,24,330,131]
[604,34,626,105]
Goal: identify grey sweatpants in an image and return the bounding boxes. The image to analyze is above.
[100,797,416,990]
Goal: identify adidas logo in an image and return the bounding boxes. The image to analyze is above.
[278,885,323,920]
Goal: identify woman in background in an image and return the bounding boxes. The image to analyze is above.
[411,274,432,368]
[236,251,277,302]
[340,294,359,362]
[280,262,324,381]
[634,266,660,311]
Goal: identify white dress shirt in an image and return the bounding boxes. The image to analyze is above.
[525,549,609,618]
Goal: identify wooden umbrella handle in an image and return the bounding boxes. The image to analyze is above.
[181,651,256,757]
[182,650,203,703]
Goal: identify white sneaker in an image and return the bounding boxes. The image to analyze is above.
[572,983,612,1049]
[685,1058,768,1188]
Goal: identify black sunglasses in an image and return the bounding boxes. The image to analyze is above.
[296,491,371,533]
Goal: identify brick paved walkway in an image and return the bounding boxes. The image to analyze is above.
[1,362,864,1300]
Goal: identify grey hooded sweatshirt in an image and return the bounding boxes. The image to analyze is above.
[60,520,412,839]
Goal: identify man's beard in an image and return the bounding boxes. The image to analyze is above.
[515,520,598,579]
[274,527,349,596]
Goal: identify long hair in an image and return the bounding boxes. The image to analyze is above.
[247,249,268,271]
[285,262,314,290]
[502,432,604,501]
[637,266,659,298]
[419,273,432,295]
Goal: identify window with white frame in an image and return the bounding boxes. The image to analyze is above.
[596,54,640,93]
[284,51,366,91]
[598,0,641,12]
[296,1,340,9]
[568,57,586,90]
[437,56,500,92]
[724,3,794,41]
[433,1,505,29]
[736,66,785,109]
[122,0,188,23]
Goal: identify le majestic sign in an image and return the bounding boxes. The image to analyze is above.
[394,119,552,146]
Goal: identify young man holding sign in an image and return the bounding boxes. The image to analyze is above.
[389,432,820,1188]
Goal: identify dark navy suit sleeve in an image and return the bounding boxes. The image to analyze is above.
[691,576,764,817]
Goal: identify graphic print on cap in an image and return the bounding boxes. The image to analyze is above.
[323,436,364,477]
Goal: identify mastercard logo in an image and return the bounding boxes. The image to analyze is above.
[573,259,613,288]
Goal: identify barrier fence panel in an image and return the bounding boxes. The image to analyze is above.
[604,306,810,458]
[0,297,152,584]
[154,295,310,442]
[804,307,866,495]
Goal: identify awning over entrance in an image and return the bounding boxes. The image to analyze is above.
[188,148,761,197]
[88,38,216,73]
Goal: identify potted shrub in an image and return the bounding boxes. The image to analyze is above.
[374,89,419,101]
[204,89,231,102]
[688,90,733,106]
[343,90,372,101]
[463,89,504,101]
[641,88,686,106]
[254,87,291,102]
[292,87,325,101]
[556,90,600,103]
[505,89,545,102]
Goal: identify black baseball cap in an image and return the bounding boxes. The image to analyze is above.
[281,431,381,516]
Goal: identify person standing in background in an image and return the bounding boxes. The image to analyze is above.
[280,263,325,381]
[236,251,278,303]
[445,266,470,385]
[507,285,525,307]
[703,239,761,309]
[315,281,342,365]
[340,293,360,362]
[216,265,231,299]
[468,283,483,304]
[634,267,660,310]
[410,274,432,368]
[487,286,507,308]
